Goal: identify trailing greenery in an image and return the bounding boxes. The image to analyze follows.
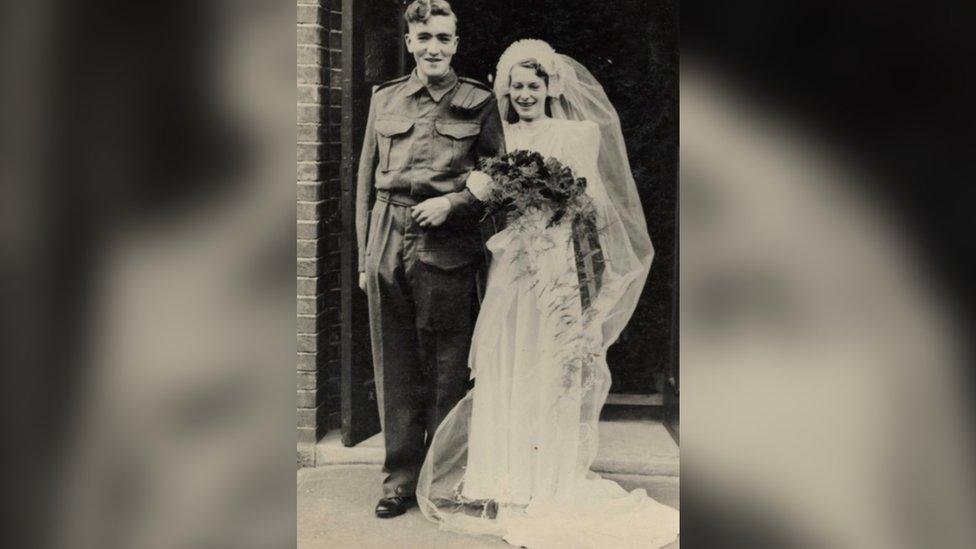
[477,150,605,394]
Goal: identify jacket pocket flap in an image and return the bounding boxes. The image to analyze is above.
[375,119,414,137]
[418,248,479,271]
[435,121,480,139]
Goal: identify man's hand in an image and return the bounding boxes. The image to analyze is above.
[358,272,367,292]
[411,196,452,228]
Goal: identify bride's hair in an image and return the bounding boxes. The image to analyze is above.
[516,59,549,87]
[504,59,553,123]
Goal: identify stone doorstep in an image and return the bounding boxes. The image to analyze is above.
[314,418,679,478]
[605,393,664,406]
[315,429,384,465]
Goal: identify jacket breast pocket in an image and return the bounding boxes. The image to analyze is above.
[375,118,414,172]
[434,121,480,172]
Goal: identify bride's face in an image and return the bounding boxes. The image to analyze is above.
[509,65,547,122]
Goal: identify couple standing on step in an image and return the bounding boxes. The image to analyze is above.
[356,1,678,546]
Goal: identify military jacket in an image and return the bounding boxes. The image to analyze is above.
[355,69,505,270]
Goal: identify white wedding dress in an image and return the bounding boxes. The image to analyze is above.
[417,117,680,548]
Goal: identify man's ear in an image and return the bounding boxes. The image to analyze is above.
[404,33,412,52]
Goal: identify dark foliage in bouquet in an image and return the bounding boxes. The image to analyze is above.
[478,150,605,314]
[478,150,607,392]
[478,150,597,233]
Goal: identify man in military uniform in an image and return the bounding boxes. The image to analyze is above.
[355,0,504,518]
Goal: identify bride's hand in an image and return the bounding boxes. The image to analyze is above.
[411,196,452,228]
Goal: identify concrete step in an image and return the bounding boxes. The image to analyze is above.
[316,417,678,478]
[605,393,663,406]
[315,430,384,466]
[591,418,678,477]
[603,472,679,509]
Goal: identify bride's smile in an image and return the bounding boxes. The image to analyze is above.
[509,64,549,122]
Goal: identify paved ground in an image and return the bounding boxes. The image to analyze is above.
[299,465,679,548]
[298,464,510,549]
[300,417,679,548]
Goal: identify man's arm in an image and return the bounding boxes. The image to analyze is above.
[443,96,506,213]
[475,95,507,159]
[355,94,379,273]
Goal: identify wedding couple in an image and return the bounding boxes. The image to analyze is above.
[355,1,678,546]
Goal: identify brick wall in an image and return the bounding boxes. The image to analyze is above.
[297,0,343,466]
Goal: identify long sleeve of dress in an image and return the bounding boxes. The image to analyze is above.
[576,121,602,189]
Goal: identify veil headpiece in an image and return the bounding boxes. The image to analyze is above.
[493,39,577,100]
[492,38,655,349]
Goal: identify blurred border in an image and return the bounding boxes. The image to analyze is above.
[2,1,974,548]
[680,2,976,548]
[2,1,296,548]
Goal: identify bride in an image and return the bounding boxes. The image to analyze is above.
[416,40,679,548]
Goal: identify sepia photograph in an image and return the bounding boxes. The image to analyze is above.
[296,0,679,547]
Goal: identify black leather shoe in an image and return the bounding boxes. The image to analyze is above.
[375,496,416,518]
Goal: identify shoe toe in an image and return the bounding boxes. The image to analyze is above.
[375,497,411,518]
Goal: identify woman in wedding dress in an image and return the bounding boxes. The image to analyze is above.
[416,40,679,548]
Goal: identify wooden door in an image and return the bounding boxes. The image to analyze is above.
[339,0,413,447]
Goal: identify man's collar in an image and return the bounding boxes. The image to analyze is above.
[402,69,458,103]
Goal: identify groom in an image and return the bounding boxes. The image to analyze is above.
[355,0,504,518]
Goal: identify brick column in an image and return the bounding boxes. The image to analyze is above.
[297,0,343,466]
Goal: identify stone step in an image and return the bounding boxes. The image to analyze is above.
[315,417,678,477]
[602,472,679,510]
[604,393,663,406]
[591,418,678,477]
[316,430,384,466]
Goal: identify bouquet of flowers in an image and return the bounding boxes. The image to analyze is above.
[478,150,605,311]
[478,150,597,233]
[478,150,607,393]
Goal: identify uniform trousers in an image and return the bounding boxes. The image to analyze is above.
[363,190,480,498]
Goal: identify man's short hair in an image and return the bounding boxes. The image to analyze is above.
[403,0,457,27]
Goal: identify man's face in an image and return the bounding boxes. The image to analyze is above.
[404,15,458,80]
